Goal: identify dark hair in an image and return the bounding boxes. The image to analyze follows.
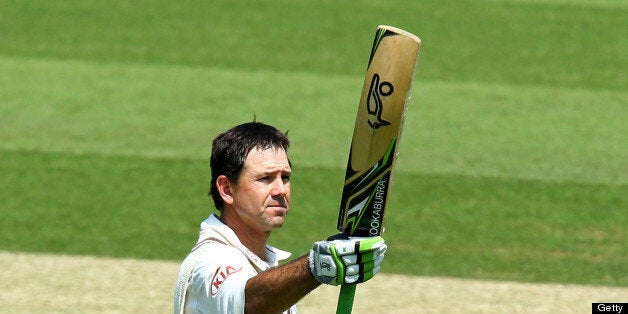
[209,122,290,211]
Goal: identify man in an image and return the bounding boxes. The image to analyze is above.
[174,121,386,313]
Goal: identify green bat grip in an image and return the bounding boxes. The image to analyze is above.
[336,284,356,314]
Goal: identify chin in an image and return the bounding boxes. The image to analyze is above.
[269,216,286,229]
[263,208,288,229]
[274,217,286,227]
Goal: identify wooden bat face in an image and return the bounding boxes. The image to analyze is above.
[338,26,421,237]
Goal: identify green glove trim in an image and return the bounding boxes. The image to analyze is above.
[329,243,345,285]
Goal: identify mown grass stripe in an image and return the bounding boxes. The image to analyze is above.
[1,150,624,286]
[1,57,625,184]
[0,1,624,90]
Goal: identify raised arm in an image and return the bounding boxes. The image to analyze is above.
[245,255,319,313]
[244,236,387,313]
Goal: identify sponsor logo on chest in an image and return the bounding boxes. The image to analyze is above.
[210,265,243,296]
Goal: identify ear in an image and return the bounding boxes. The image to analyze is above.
[216,175,234,205]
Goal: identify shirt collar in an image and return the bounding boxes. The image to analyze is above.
[199,214,292,270]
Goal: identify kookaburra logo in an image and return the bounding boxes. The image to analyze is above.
[366,73,394,129]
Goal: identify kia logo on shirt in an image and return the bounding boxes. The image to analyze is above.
[210,265,243,296]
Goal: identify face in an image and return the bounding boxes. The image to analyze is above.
[228,147,292,233]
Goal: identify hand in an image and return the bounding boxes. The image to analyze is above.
[308,235,386,286]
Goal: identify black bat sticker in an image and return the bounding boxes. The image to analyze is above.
[366,73,393,129]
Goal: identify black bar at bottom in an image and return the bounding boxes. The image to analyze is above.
[592,303,627,314]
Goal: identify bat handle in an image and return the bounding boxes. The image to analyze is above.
[336,284,357,314]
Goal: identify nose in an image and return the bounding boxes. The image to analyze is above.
[271,177,289,196]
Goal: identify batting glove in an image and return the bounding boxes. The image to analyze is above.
[308,235,386,286]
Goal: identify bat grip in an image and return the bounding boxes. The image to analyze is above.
[336,284,357,314]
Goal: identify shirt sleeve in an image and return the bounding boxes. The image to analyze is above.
[185,244,256,314]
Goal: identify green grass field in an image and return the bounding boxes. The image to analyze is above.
[0,0,626,287]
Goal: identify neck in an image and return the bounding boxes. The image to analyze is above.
[219,210,271,260]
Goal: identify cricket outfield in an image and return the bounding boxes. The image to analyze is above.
[0,1,625,311]
[1,251,625,313]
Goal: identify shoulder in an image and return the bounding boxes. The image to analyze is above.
[185,241,255,312]
[191,238,255,279]
[195,241,246,265]
[181,238,247,272]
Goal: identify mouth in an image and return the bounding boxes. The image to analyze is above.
[268,196,289,212]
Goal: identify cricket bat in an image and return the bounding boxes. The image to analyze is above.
[335,25,421,314]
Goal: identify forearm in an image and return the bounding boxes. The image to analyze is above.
[245,254,321,313]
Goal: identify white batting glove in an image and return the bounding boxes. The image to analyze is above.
[308,235,387,286]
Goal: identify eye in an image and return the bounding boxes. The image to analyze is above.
[258,176,271,182]
[282,174,291,183]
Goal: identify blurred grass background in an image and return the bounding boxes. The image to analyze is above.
[0,0,626,286]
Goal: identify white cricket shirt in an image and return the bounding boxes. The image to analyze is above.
[174,214,297,314]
